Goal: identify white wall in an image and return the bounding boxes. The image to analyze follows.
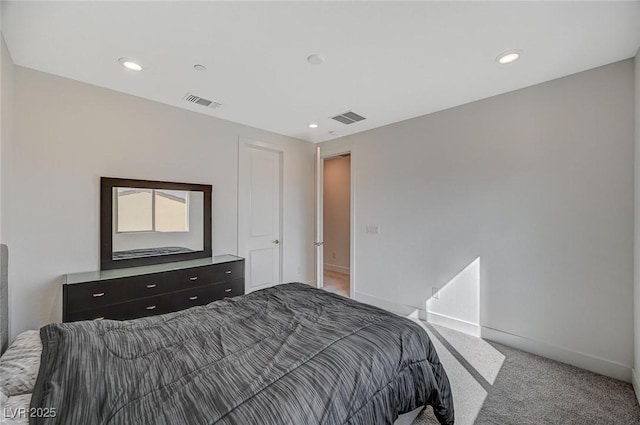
[633,49,640,399]
[1,34,13,246]
[321,60,635,381]
[1,30,16,343]
[323,156,350,273]
[6,66,315,337]
[426,257,480,337]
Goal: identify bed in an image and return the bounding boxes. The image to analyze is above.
[1,250,453,425]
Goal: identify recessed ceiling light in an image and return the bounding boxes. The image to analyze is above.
[496,50,521,65]
[194,64,207,72]
[307,54,324,65]
[308,123,319,129]
[118,57,142,71]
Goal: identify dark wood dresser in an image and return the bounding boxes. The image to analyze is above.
[63,255,244,322]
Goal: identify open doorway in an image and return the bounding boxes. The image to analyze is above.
[321,154,351,297]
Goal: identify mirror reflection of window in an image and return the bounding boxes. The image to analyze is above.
[155,190,189,232]
[116,188,190,233]
[116,188,153,233]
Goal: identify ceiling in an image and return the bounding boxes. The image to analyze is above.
[3,1,640,143]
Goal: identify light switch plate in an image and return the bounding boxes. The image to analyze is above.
[366,225,380,235]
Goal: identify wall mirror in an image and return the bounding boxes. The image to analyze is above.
[101,177,212,270]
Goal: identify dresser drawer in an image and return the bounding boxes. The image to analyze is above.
[148,265,218,290]
[212,278,244,299]
[154,279,244,312]
[212,261,244,282]
[65,307,113,322]
[65,278,129,310]
[65,295,173,322]
[165,285,224,311]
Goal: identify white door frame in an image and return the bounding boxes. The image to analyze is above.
[238,137,284,291]
[315,147,324,289]
[316,144,356,299]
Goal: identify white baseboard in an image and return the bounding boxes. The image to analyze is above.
[482,326,632,383]
[354,291,632,383]
[324,263,350,274]
[632,368,640,405]
[427,311,480,337]
[355,291,426,320]
[354,291,480,337]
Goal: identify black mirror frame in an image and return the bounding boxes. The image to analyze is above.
[100,177,212,270]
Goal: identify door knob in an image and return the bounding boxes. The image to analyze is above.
[272,240,280,244]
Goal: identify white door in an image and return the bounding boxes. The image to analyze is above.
[238,139,282,293]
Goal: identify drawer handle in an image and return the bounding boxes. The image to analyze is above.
[94,317,105,321]
[189,296,198,301]
[224,288,232,293]
[189,276,198,281]
[146,284,157,289]
[146,305,157,310]
[225,270,232,274]
[92,292,105,297]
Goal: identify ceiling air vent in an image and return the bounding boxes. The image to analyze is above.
[183,93,222,109]
[330,111,366,125]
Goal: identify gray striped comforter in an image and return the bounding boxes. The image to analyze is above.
[31,283,454,425]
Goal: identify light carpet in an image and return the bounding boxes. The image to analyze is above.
[414,324,640,425]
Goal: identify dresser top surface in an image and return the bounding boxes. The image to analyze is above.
[64,255,243,285]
